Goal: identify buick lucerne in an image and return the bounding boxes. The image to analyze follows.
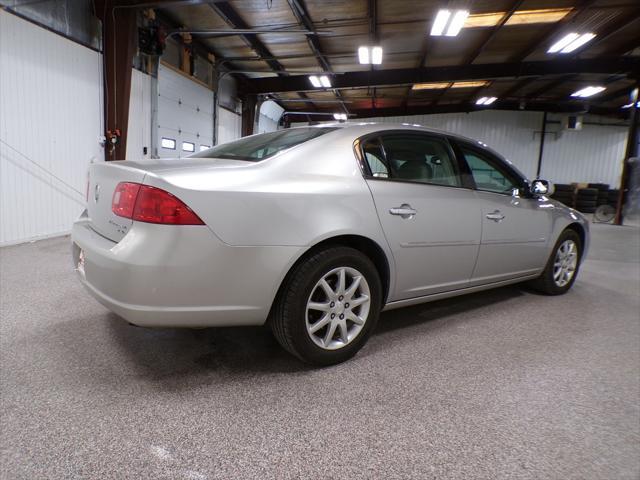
[72,123,589,365]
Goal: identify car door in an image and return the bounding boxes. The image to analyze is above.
[454,140,554,285]
[359,132,481,300]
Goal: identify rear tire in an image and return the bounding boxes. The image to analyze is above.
[270,246,382,366]
[529,229,582,295]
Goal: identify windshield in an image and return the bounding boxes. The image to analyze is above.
[189,127,338,161]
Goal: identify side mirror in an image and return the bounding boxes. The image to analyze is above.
[531,179,554,196]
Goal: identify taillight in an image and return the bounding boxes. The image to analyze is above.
[111,182,204,225]
[112,182,141,218]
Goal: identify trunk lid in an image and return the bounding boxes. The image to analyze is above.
[87,162,146,242]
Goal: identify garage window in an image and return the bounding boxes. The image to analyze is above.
[161,138,176,150]
[182,141,195,152]
[199,145,211,151]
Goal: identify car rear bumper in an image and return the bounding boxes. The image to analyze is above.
[71,215,302,327]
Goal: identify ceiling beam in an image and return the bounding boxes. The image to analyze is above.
[209,2,286,75]
[241,57,640,95]
[282,101,623,119]
[286,0,349,114]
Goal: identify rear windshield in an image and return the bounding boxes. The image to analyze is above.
[190,127,337,161]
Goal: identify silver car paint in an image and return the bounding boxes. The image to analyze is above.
[72,123,589,327]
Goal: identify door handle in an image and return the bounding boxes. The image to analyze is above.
[389,204,417,219]
[486,210,505,222]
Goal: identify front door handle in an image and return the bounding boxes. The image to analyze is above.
[486,210,505,222]
[389,204,417,219]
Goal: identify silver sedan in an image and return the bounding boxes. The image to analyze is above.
[72,123,589,365]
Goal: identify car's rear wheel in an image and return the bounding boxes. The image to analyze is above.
[270,246,382,366]
[529,229,582,295]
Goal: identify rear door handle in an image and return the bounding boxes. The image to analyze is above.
[389,204,417,219]
[486,210,505,222]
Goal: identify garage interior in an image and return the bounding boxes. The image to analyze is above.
[1,0,639,478]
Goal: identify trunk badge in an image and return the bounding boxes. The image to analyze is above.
[94,184,101,203]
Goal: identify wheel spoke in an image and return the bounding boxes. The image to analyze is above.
[324,321,338,346]
[319,279,335,299]
[338,322,349,343]
[349,295,369,308]
[347,311,365,325]
[344,275,362,299]
[309,314,331,334]
[336,268,346,295]
[308,301,331,312]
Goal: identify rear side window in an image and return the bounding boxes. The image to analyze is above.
[375,134,461,187]
[361,137,389,178]
[190,127,337,161]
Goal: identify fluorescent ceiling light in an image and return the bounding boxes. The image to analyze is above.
[371,46,383,65]
[560,33,596,53]
[358,46,383,65]
[547,33,580,53]
[622,101,640,109]
[358,46,369,64]
[309,75,331,88]
[570,86,606,98]
[476,97,497,105]
[446,10,469,36]
[548,32,595,53]
[431,9,451,36]
[333,113,347,121]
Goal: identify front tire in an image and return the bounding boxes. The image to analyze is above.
[529,229,582,295]
[270,246,382,366]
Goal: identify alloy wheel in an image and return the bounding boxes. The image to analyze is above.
[305,267,371,350]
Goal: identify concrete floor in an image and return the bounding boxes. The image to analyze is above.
[1,223,639,479]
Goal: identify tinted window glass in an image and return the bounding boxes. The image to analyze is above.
[460,145,518,194]
[362,138,389,178]
[379,134,460,187]
[190,128,337,161]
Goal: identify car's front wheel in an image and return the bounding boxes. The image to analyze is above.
[270,246,382,366]
[529,229,582,295]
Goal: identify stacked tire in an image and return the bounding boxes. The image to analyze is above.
[588,183,610,206]
[551,183,574,206]
[575,188,598,213]
[607,189,620,208]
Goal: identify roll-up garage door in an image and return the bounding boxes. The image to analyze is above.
[157,63,214,158]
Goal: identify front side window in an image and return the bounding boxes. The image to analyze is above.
[190,127,337,161]
[459,144,519,194]
[378,134,461,187]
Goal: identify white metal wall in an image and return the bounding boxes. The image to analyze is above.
[126,68,153,161]
[217,107,242,144]
[539,123,627,187]
[157,63,214,157]
[0,10,103,246]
